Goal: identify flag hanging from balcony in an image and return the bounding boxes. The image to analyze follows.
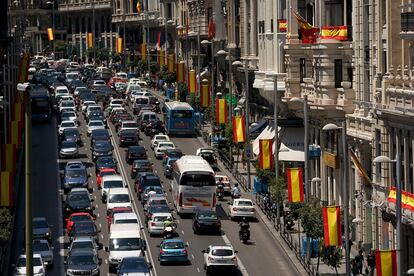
[188,70,196,94]
[287,168,304,203]
[0,171,14,207]
[157,50,165,66]
[200,84,210,108]
[208,19,216,39]
[2,144,16,174]
[140,43,147,60]
[167,54,175,72]
[291,9,318,43]
[349,148,372,185]
[157,31,165,50]
[136,1,141,13]
[388,186,414,212]
[375,250,397,276]
[17,52,30,84]
[232,116,246,143]
[87,33,93,48]
[215,98,228,124]
[116,38,123,53]
[259,139,273,170]
[278,19,287,33]
[47,27,54,41]
[322,206,342,247]
[176,62,185,82]
[320,26,348,41]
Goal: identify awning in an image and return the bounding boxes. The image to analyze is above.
[249,119,268,135]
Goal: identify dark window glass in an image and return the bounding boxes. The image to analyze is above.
[334,59,343,88]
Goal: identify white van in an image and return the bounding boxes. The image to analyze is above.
[106,188,131,213]
[113,212,139,225]
[101,175,125,202]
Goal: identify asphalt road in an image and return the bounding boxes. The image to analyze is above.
[28,87,300,276]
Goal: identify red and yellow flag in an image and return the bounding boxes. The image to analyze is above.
[292,9,318,43]
[2,144,16,174]
[47,27,54,41]
[116,38,123,53]
[140,43,147,60]
[87,33,93,48]
[287,168,304,203]
[9,121,22,148]
[188,70,196,94]
[200,84,210,108]
[215,98,228,124]
[232,116,246,143]
[17,52,30,84]
[375,250,397,276]
[278,19,287,33]
[0,171,14,207]
[167,54,175,72]
[388,186,414,212]
[322,206,342,247]
[176,62,185,83]
[320,26,348,41]
[259,139,273,170]
[157,50,165,66]
[208,19,216,39]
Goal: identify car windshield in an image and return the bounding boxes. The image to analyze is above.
[149,199,167,205]
[62,141,77,148]
[166,150,183,159]
[153,216,170,222]
[212,249,233,256]
[17,257,42,267]
[33,242,50,252]
[100,171,115,177]
[123,122,137,128]
[167,159,177,166]
[71,215,91,222]
[163,241,184,250]
[71,241,94,250]
[120,258,149,272]
[155,136,168,141]
[158,143,174,148]
[180,174,215,186]
[68,193,89,203]
[198,212,218,220]
[92,129,108,136]
[68,255,96,265]
[115,219,138,224]
[61,122,75,127]
[142,178,161,187]
[133,160,150,168]
[61,101,74,107]
[171,110,192,119]
[237,201,253,206]
[33,220,48,229]
[109,194,130,203]
[144,187,163,195]
[73,222,96,234]
[89,121,103,127]
[97,157,115,165]
[65,129,79,136]
[149,205,170,213]
[94,142,111,149]
[67,169,86,178]
[109,238,143,251]
[103,181,123,189]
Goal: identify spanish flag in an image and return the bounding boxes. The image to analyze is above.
[167,54,175,72]
[388,186,414,212]
[47,27,54,41]
[208,19,216,39]
[292,9,318,43]
[322,206,342,247]
[87,33,93,48]
[375,250,397,276]
[188,70,197,94]
[320,26,348,41]
[140,43,147,60]
[278,19,287,33]
[17,53,30,84]
[176,62,185,82]
[232,116,246,143]
[2,144,16,174]
[200,84,210,108]
[0,171,14,207]
[116,38,123,53]
[157,50,165,66]
[215,98,228,124]
[286,168,304,203]
[259,139,273,170]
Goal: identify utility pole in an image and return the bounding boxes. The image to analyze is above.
[92,0,95,61]
[244,59,251,190]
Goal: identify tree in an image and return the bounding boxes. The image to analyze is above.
[322,246,343,275]
[159,65,176,84]
[300,198,324,240]
[0,208,12,244]
[111,52,121,63]
[137,60,148,75]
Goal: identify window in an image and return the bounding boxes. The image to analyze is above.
[325,0,344,26]
[325,131,338,155]
[299,58,306,83]
[270,19,274,33]
[172,110,192,119]
[334,59,343,88]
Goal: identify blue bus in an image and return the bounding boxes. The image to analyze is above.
[30,86,52,122]
[163,101,195,135]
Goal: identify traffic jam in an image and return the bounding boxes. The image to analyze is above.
[25,59,258,276]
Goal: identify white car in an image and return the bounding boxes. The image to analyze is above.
[82,101,97,113]
[115,72,128,80]
[154,141,175,159]
[110,98,124,106]
[100,175,125,202]
[59,100,76,113]
[202,245,238,273]
[86,105,102,117]
[150,134,170,149]
[106,188,131,213]
[119,120,139,133]
[92,79,106,87]
[61,111,78,125]
[58,120,77,135]
[228,199,255,220]
[147,212,173,236]
[215,175,231,193]
[14,254,45,276]
[55,85,69,96]
[87,120,105,136]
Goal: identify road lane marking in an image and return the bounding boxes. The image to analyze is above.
[181,230,185,235]
[97,213,100,218]
[99,223,102,229]
[191,254,195,259]
[100,234,104,240]
[197,267,200,272]
[222,234,250,276]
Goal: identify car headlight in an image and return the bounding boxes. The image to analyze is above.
[85,206,92,210]
[45,232,50,236]
[92,267,99,275]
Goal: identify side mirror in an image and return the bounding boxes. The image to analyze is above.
[97,243,103,250]
[201,250,206,253]
[234,250,239,253]
[104,246,109,252]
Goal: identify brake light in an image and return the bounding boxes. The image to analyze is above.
[251,208,255,212]
[212,193,216,207]
[181,249,187,254]
[178,193,183,207]
[150,222,155,226]
[232,208,237,212]
[208,256,214,261]
[160,249,166,254]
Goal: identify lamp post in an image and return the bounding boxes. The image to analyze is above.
[373,154,402,276]
[47,0,55,55]
[322,121,350,276]
[201,39,214,118]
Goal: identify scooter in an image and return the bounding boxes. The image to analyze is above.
[284,215,295,231]
[163,225,176,239]
[239,228,250,243]
[216,184,225,201]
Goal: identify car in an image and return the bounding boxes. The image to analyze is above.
[82,100,97,113]
[94,85,114,100]
[95,156,117,174]
[215,175,232,194]
[87,120,105,136]
[192,210,221,234]
[62,161,89,193]
[141,186,164,206]
[63,188,94,218]
[150,134,170,149]
[90,128,111,143]
[147,212,173,236]
[96,168,117,188]
[60,111,78,125]
[137,111,157,131]
[202,245,238,274]
[196,148,218,169]
[59,100,76,113]
[130,159,153,179]
[74,86,88,96]
[118,129,139,147]
[33,217,52,242]
[158,239,189,265]
[92,79,106,87]
[134,173,162,199]
[68,236,101,257]
[14,254,45,276]
[163,157,178,178]
[154,141,175,159]
[143,196,168,213]
[59,140,79,158]
[58,120,77,135]
[86,105,103,118]
[117,256,152,276]
[91,140,113,161]
[112,212,139,225]
[228,198,255,220]
[106,206,133,228]
[106,188,131,214]
[126,146,147,164]
[62,127,83,146]
[33,239,54,267]
[66,212,95,234]
[119,120,139,133]
[69,220,99,243]
[162,148,183,165]
[145,204,171,227]
[65,248,101,276]
[86,111,104,124]
[100,175,125,202]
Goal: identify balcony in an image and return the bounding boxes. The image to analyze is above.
[401,11,414,40]
[111,10,160,24]
[58,0,111,12]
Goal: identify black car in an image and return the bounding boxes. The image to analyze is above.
[63,188,94,218]
[91,140,113,161]
[130,159,152,179]
[118,257,152,275]
[93,86,113,101]
[90,128,111,143]
[63,127,83,146]
[65,248,101,276]
[125,146,147,164]
[162,149,183,165]
[134,173,162,199]
[86,111,104,124]
[69,221,99,243]
[192,210,221,234]
[118,129,139,147]
[95,156,117,174]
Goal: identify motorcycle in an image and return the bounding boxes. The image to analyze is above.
[284,213,295,231]
[239,227,250,243]
[163,224,176,239]
[216,183,225,201]
[152,101,161,113]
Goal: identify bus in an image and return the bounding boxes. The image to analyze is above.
[171,155,216,214]
[163,101,195,135]
[30,86,52,122]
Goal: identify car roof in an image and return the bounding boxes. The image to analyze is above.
[210,245,234,250]
[113,212,137,220]
[162,238,184,243]
[102,175,123,181]
[109,223,141,237]
[108,187,129,194]
[72,236,95,242]
[70,188,89,193]
[69,248,96,256]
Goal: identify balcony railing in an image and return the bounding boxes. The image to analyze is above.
[401,12,414,32]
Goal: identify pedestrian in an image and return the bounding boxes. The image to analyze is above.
[366,250,375,276]
[355,250,364,275]
[351,259,359,276]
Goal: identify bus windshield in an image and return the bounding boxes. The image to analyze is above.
[180,174,215,186]
[32,98,50,112]
[172,110,192,119]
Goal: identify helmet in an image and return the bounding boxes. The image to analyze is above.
[166,217,173,221]
[242,217,247,222]
[235,183,239,187]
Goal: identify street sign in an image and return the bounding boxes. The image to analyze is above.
[224,94,237,105]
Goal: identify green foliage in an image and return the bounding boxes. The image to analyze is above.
[299,197,324,239]
[54,40,66,54]
[286,202,304,220]
[159,65,176,84]
[269,176,286,203]
[255,167,275,184]
[150,62,159,74]
[136,60,148,74]
[0,208,12,244]
[322,246,343,270]
[111,52,121,62]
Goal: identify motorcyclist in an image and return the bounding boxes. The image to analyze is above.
[163,216,175,228]
[238,217,250,240]
[216,178,225,199]
[163,217,175,238]
[231,183,241,199]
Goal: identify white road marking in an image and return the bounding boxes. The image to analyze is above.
[221,234,250,276]
[191,254,195,259]
[99,223,102,229]
[197,267,200,273]
[181,230,185,235]
[176,219,180,224]
[97,213,100,218]
[186,241,190,247]
[100,234,104,239]
[105,259,108,264]
[95,204,99,209]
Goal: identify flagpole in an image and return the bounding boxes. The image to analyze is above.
[341,120,351,276]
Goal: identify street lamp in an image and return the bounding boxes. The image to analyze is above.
[86,1,96,62]
[46,0,55,55]
[322,121,350,276]
[216,49,233,123]
[176,24,189,83]
[373,154,402,276]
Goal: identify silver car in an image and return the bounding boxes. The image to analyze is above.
[33,239,54,267]
[33,217,52,243]
[60,141,79,158]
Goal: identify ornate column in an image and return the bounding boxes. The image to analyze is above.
[250,0,257,61]
[243,0,249,58]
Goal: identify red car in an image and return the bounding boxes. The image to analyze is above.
[66,212,95,234]
[106,206,133,230]
[97,168,117,188]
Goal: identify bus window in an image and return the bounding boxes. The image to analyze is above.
[172,110,192,119]
[180,174,215,186]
